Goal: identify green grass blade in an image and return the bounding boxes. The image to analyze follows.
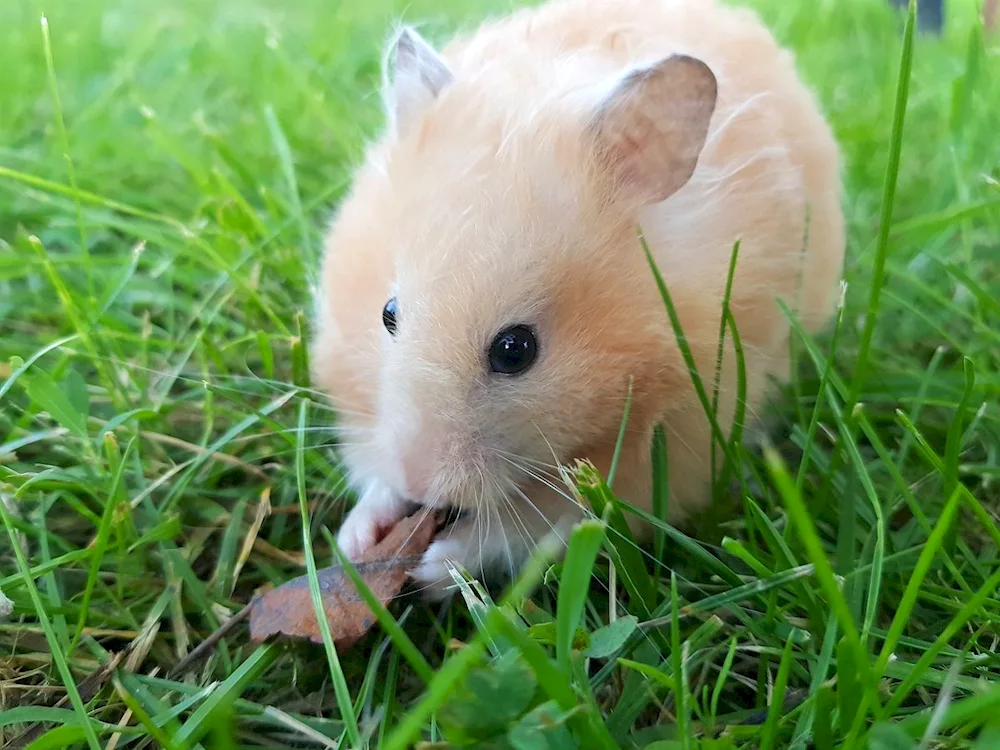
[640,563,816,629]
[556,519,606,670]
[572,461,658,615]
[845,486,963,738]
[40,14,91,298]
[900,682,1000,738]
[639,230,734,471]
[650,424,669,564]
[671,572,691,749]
[492,613,620,747]
[761,632,796,750]
[110,675,184,750]
[173,645,279,747]
[382,530,564,750]
[0,498,103,750]
[294,399,360,745]
[606,377,633,488]
[881,567,1000,717]
[710,241,742,480]
[843,0,915,412]
[762,446,874,711]
[264,105,312,261]
[68,434,132,655]
[329,538,435,684]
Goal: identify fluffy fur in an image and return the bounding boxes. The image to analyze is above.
[311,0,845,598]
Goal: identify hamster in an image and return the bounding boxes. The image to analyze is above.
[311,0,845,598]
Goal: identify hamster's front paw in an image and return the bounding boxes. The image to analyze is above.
[336,481,412,560]
[409,514,530,600]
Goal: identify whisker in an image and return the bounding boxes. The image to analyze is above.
[530,421,563,470]
[496,494,522,583]
[381,502,436,572]
[495,455,581,510]
[499,491,533,557]
[505,482,567,546]
[490,448,563,474]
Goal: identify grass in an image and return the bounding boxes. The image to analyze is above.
[1,0,999,746]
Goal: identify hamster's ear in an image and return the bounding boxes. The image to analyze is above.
[590,54,717,204]
[384,26,454,137]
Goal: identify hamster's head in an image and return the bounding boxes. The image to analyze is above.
[314,28,717,515]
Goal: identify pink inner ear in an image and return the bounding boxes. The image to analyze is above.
[591,55,718,204]
[603,121,665,202]
[614,134,644,176]
[620,116,654,155]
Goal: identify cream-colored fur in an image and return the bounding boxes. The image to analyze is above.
[311,0,845,598]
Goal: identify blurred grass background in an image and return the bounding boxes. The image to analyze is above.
[1,0,999,747]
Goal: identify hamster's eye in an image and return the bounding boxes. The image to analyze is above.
[382,297,399,335]
[488,325,538,375]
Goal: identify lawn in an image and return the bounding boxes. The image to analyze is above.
[1,0,999,746]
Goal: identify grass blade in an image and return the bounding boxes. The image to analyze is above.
[761,632,796,750]
[572,461,658,615]
[762,446,875,714]
[382,530,565,750]
[556,519,606,670]
[173,645,279,747]
[295,399,360,745]
[68,434,132,655]
[843,0,916,412]
[844,486,963,739]
[329,538,435,684]
[671,572,691,750]
[0,498,103,750]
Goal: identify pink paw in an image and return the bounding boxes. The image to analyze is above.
[336,482,411,560]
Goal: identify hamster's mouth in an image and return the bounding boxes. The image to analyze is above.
[441,504,470,528]
[403,498,470,530]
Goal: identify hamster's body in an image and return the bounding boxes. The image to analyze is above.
[313,0,844,596]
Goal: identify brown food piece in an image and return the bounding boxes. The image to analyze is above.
[248,510,441,648]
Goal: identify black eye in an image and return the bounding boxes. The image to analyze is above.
[488,325,538,375]
[382,297,398,335]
